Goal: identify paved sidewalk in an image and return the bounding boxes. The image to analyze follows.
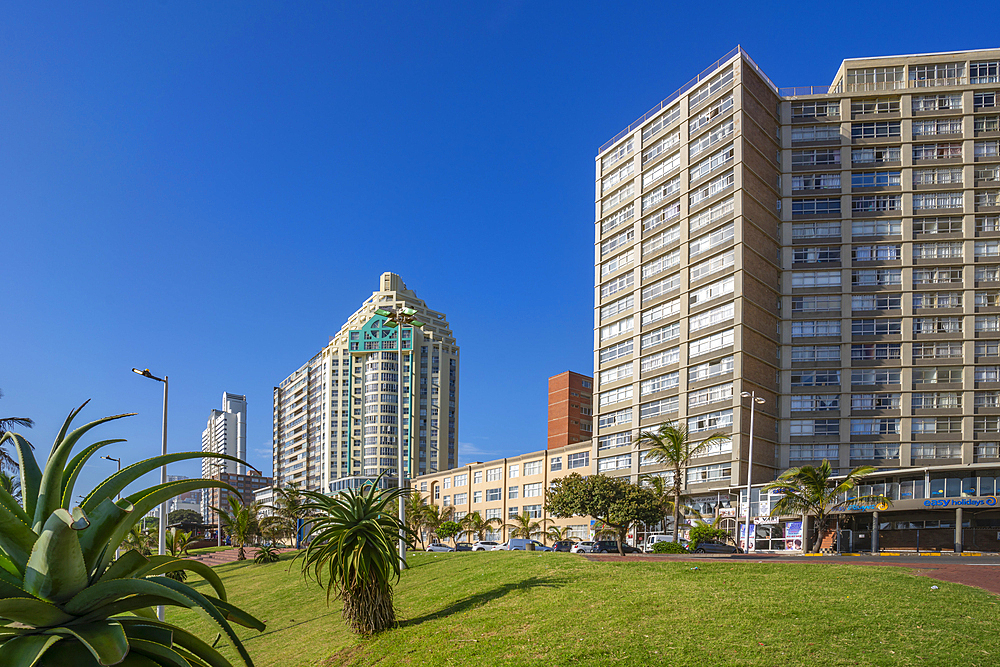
[187,547,298,565]
[583,552,1000,595]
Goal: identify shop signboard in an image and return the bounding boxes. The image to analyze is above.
[785,521,803,551]
[836,495,999,513]
[718,507,736,518]
[738,522,755,551]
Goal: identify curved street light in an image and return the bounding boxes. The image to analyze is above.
[740,391,765,554]
[132,367,168,621]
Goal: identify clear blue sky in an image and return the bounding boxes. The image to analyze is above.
[3,2,996,496]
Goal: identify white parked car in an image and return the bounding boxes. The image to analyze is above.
[570,541,594,554]
[472,541,499,551]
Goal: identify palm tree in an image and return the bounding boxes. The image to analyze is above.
[0,389,33,472]
[296,480,412,634]
[122,525,154,556]
[404,490,431,549]
[422,503,454,544]
[504,511,545,541]
[0,469,20,503]
[546,525,572,545]
[214,495,261,560]
[763,460,889,553]
[166,527,192,557]
[459,510,500,541]
[635,421,730,543]
[261,484,306,547]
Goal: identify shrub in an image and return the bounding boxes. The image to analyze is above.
[653,540,689,554]
[688,524,731,549]
[254,544,282,564]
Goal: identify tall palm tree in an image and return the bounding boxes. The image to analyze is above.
[763,460,889,553]
[214,495,261,560]
[296,480,412,634]
[422,503,454,544]
[261,483,306,547]
[459,510,500,541]
[0,388,33,472]
[635,421,730,543]
[0,469,20,503]
[504,511,545,540]
[404,490,431,549]
[546,525,572,544]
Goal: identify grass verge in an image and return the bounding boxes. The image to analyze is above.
[170,551,1000,666]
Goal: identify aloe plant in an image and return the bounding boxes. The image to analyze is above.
[0,402,265,666]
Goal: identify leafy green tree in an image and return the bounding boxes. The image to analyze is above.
[504,511,545,541]
[436,520,461,546]
[635,421,730,542]
[764,460,890,553]
[214,495,261,561]
[296,480,412,634]
[0,402,263,665]
[168,508,204,525]
[459,510,500,541]
[0,388,33,472]
[547,473,662,556]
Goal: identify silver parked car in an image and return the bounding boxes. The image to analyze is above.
[492,539,553,552]
[570,541,594,554]
[425,543,455,552]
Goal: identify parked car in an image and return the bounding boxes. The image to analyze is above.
[552,540,575,552]
[472,541,499,551]
[691,540,743,554]
[455,542,474,552]
[425,543,455,552]
[492,539,553,552]
[585,541,642,554]
[570,541,594,554]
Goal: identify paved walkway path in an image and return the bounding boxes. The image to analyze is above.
[583,553,1000,595]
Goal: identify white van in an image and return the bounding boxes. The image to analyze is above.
[643,534,678,552]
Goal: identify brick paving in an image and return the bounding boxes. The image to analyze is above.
[582,553,1000,595]
[188,547,297,565]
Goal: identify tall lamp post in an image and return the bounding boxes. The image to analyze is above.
[740,391,765,554]
[132,367,168,621]
[101,455,122,497]
[375,306,425,570]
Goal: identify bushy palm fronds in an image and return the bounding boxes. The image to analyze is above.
[504,511,545,540]
[214,496,260,561]
[636,422,730,542]
[0,388,33,472]
[260,484,305,547]
[0,469,20,503]
[421,503,454,544]
[763,460,890,552]
[122,524,154,556]
[546,525,572,543]
[296,480,412,634]
[0,402,264,666]
[404,490,430,548]
[460,511,500,541]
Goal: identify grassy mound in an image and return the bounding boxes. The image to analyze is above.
[169,551,1000,666]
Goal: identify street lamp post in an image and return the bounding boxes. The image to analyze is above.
[375,306,425,570]
[101,455,122,499]
[132,368,168,622]
[740,391,765,554]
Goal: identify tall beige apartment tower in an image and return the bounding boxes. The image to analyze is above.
[594,47,782,516]
[596,47,1000,549]
[273,273,459,493]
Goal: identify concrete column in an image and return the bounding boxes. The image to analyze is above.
[872,510,879,554]
[955,507,963,553]
[801,514,810,553]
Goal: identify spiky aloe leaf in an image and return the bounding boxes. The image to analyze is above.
[0,633,64,666]
[136,556,227,601]
[127,637,192,667]
[24,508,90,604]
[203,595,265,631]
[73,595,177,625]
[84,452,248,514]
[0,597,76,627]
[0,473,30,526]
[33,411,134,532]
[60,439,127,508]
[44,620,128,666]
[0,432,42,518]
[0,506,35,577]
[63,577,195,617]
[78,497,133,575]
[99,548,150,583]
[121,619,234,667]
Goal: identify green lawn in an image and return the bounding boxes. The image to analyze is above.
[170,552,1000,666]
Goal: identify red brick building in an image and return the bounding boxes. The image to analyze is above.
[547,371,594,450]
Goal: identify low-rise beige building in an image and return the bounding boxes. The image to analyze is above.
[412,440,596,544]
